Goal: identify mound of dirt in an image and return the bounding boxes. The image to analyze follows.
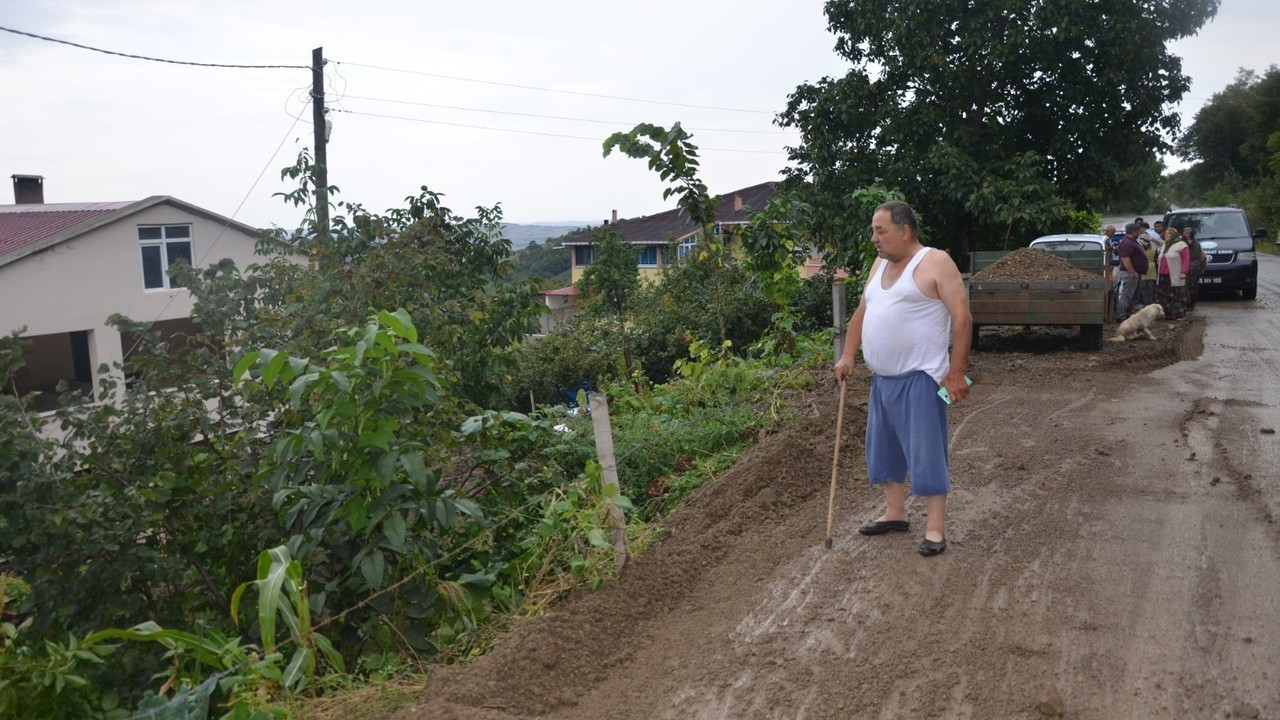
[972,314,1205,379]
[395,384,873,719]
[971,247,1102,283]
[389,312,1208,720]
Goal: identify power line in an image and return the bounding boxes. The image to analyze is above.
[193,109,309,269]
[332,60,775,115]
[330,108,787,155]
[342,93,795,135]
[121,103,308,340]
[0,25,309,70]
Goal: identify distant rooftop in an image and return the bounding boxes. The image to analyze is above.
[542,285,580,297]
[561,182,779,246]
[0,201,134,258]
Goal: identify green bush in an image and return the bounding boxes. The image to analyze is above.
[509,315,629,408]
[792,273,838,334]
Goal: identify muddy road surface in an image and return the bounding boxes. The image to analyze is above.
[394,255,1280,720]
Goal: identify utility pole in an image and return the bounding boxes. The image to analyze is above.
[311,47,329,243]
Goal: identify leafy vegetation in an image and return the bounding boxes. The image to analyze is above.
[1163,66,1280,247]
[779,0,1222,257]
[0,145,836,716]
[4,8,1257,711]
[577,228,643,381]
[503,229,581,288]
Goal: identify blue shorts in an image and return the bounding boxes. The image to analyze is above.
[865,371,951,496]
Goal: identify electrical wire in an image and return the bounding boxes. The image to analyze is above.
[0,24,309,70]
[326,63,350,111]
[330,108,787,155]
[192,109,307,269]
[332,59,775,115]
[284,83,316,125]
[120,102,308,353]
[341,94,795,135]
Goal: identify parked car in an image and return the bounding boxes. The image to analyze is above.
[1162,207,1264,299]
[1029,233,1115,269]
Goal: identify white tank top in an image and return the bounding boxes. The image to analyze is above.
[861,247,952,383]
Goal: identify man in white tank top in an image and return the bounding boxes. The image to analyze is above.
[834,201,971,556]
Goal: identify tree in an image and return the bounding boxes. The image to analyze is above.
[603,123,735,343]
[242,157,545,410]
[504,230,581,287]
[1177,66,1280,186]
[0,157,569,703]
[1169,65,1280,240]
[577,228,642,380]
[780,0,1221,261]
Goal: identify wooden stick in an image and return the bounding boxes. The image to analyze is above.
[589,392,629,570]
[825,380,848,549]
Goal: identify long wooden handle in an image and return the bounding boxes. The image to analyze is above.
[825,381,848,547]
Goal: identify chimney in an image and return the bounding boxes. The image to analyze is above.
[12,174,45,204]
[733,194,742,212]
[612,209,618,224]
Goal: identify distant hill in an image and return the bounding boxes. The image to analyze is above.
[503,224,592,288]
[503,223,592,249]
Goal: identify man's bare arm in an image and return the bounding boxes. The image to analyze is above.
[925,252,971,403]
[835,258,880,383]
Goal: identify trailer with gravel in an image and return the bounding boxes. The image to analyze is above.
[968,248,1112,351]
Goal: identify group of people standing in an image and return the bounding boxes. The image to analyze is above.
[1109,217,1206,322]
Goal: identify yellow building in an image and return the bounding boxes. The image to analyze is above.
[562,182,780,285]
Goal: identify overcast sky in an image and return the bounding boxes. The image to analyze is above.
[2,1,1276,231]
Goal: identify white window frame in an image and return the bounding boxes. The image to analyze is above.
[677,235,698,260]
[139,225,194,291]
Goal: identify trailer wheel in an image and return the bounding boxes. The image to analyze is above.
[971,324,981,350]
[1079,324,1103,351]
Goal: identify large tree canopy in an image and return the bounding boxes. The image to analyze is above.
[1176,66,1280,186]
[1164,65,1280,237]
[780,0,1220,260]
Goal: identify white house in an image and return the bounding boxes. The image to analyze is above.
[0,174,263,407]
[536,284,580,335]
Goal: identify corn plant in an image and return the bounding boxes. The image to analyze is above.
[84,545,343,719]
[230,545,343,693]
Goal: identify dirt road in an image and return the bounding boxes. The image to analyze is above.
[395,256,1280,720]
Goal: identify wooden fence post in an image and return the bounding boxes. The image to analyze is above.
[588,391,629,570]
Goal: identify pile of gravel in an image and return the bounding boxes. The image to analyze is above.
[970,248,1102,284]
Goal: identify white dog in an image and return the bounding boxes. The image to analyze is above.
[1107,303,1163,342]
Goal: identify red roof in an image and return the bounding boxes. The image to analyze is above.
[0,202,133,258]
[0,197,261,268]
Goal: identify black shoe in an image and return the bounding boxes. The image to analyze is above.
[858,520,910,535]
[918,537,947,557]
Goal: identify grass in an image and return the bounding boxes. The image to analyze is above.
[292,675,428,720]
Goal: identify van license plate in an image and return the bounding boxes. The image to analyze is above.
[1200,277,1221,284]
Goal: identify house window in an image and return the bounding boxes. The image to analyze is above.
[677,236,698,260]
[574,246,594,267]
[638,246,659,267]
[139,225,193,290]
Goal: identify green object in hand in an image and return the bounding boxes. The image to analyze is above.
[937,376,973,405]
